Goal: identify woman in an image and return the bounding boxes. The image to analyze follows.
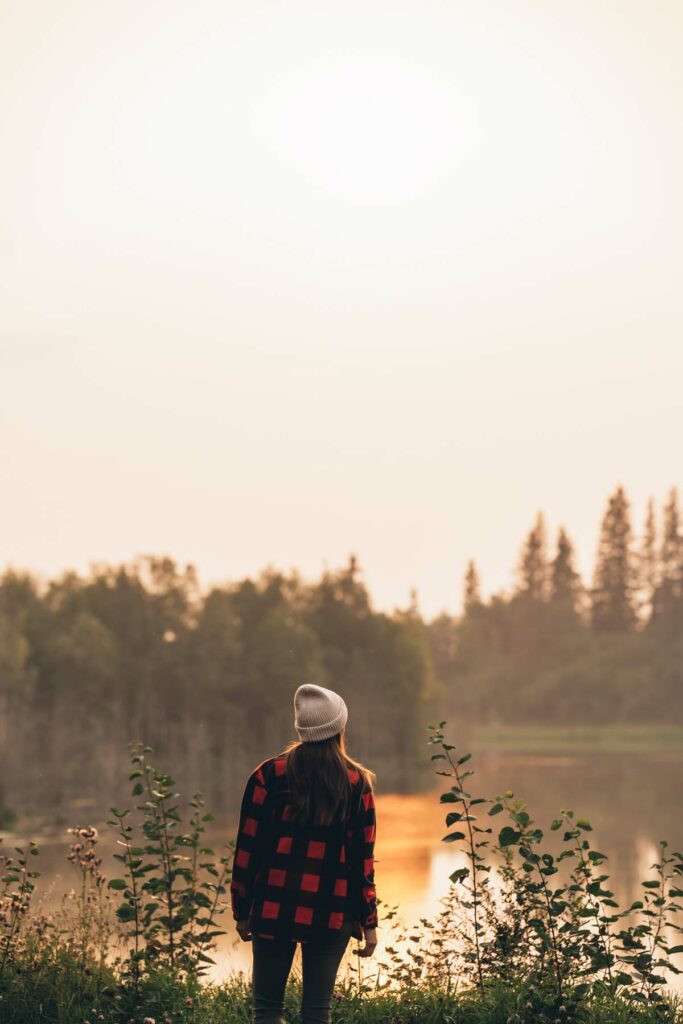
[230,683,378,1024]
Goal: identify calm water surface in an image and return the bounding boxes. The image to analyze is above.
[14,750,683,985]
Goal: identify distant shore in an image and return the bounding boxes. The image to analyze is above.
[471,722,683,754]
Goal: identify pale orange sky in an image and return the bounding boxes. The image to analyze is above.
[1,0,682,617]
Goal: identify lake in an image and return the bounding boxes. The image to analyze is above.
[10,747,683,986]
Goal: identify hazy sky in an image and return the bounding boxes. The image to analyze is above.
[1,0,682,618]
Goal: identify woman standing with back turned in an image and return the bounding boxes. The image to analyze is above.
[230,683,378,1024]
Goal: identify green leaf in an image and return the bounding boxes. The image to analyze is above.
[489,803,504,816]
[498,827,521,848]
[108,879,127,891]
[443,831,466,843]
[449,867,469,884]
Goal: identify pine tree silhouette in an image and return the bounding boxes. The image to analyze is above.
[463,559,482,612]
[516,511,549,601]
[638,497,659,624]
[652,487,683,626]
[550,526,582,611]
[590,485,638,632]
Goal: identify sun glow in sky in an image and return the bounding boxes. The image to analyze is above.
[1,0,682,616]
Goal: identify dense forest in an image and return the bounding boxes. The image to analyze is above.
[1,483,682,823]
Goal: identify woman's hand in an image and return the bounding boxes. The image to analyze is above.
[354,926,377,957]
[236,919,252,942]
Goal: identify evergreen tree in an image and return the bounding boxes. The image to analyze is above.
[638,497,659,623]
[549,526,582,610]
[463,559,482,612]
[652,487,683,625]
[516,511,549,600]
[590,485,638,632]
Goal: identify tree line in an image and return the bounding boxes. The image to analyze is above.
[0,482,681,823]
[0,554,436,822]
[432,483,683,726]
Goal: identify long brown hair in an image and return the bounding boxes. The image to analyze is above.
[279,730,376,827]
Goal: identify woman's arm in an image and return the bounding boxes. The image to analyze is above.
[230,762,272,924]
[348,779,378,930]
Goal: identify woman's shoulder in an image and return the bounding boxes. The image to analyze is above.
[248,753,288,786]
[343,758,375,793]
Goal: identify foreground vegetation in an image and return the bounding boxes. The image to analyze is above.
[2,971,681,1024]
[2,722,682,1023]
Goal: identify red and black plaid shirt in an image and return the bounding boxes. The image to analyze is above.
[230,754,378,942]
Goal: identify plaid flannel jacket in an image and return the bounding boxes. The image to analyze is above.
[230,754,378,942]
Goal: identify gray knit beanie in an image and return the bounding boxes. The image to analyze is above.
[294,684,348,742]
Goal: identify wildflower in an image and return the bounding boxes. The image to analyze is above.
[185,997,193,1006]
[143,1018,156,1024]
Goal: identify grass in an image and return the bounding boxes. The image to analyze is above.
[1,961,682,1024]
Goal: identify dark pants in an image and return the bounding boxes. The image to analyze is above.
[252,918,353,1024]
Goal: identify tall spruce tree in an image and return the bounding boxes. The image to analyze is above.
[639,497,659,623]
[550,526,582,610]
[516,511,549,600]
[590,485,638,632]
[652,486,683,625]
[463,559,482,612]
